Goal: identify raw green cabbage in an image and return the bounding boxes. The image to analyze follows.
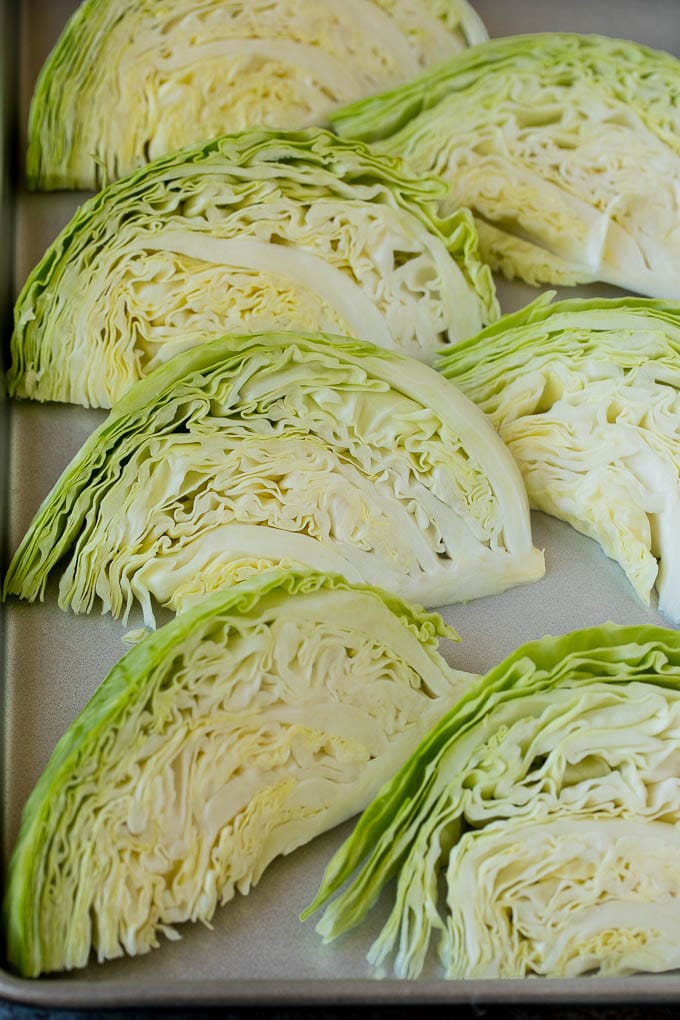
[9,129,497,408]
[27,0,488,191]
[438,293,680,623]
[3,331,543,626]
[305,622,680,979]
[4,568,476,976]
[330,33,680,297]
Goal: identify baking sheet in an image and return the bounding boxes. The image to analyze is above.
[2,0,680,1007]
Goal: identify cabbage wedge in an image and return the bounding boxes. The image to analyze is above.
[4,568,476,976]
[3,332,543,626]
[306,622,680,979]
[9,129,497,408]
[331,33,680,297]
[27,0,488,191]
[438,293,680,623]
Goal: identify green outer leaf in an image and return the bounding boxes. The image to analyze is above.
[26,0,488,190]
[3,329,542,621]
[330,33,680,296]
[330,32,680,146]
[437,291,680,396]
[437,291,680,360]
[10,126,497,407]
[304,622,680,932]
[436,293,680,622]
[4,567,465,976]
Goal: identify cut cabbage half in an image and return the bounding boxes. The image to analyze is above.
[438,293,680,623]
[331,33,680,297]
[306,622,680,979]
[9,129,497,408]
[4,568,476,976]
[27,0,488,190]
[3,332,544,626]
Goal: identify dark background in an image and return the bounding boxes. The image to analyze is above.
[3,1007,680,1020]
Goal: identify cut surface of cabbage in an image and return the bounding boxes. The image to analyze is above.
[4,568,476,976]
[3,332,544,626]
[9,129,497,408]
[306,623,680,979]
[438,293,680,623]
[27,0,488,190]
[331,33,680,297]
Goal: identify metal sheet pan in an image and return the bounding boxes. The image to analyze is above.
[2,0,680,1008]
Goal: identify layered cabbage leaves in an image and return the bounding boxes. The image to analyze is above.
[27,0,488,190]
[438,294,680,623]
[306,622,680,979]
[4,568,476,975]
[331,33,680,297]
[9,129,497,408]
[3,332,544,626]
